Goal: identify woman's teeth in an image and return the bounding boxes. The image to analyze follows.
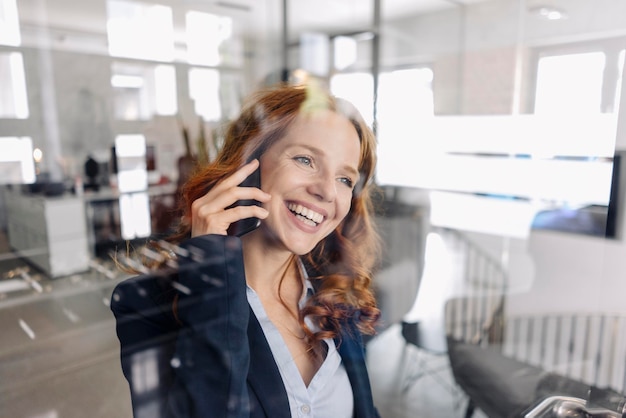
[288,203,324,226]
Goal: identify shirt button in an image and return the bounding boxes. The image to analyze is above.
[300,404,311,414]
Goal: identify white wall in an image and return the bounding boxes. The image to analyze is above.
[383,0,626,318]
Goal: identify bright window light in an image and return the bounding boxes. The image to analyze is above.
[0,0,21,46]
[333,36,357,70]
[107,0,174,61]
[330,72,374,128]
[111,74,144,89]
[119,192,151,239]
[154,65,177,116]
[378,68,434,121]
[0,137,36,184]
[0,52,29,118]
[300,32,330,77]
[111,62,177,120]
[535,52,605,114]
[186,11,232,66]
[614,50,625,114]
[115,134,148,193]
[189,68,221,121]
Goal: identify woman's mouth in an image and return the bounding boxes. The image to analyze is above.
[287,203,324,227]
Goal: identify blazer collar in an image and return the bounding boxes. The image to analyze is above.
[246,307,292,418]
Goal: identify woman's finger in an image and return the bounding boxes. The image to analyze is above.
[191,199,269,237]
[192,159,264,211]
[189,160,271,237]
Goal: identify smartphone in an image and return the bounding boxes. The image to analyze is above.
[227,167,262,237]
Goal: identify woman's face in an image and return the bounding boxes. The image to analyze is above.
[254,109,361,255]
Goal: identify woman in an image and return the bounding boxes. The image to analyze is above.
[111,82,382,418]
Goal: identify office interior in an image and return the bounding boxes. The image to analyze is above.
[1,0,626,416]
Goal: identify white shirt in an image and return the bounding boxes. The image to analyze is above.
[246,272,354,418]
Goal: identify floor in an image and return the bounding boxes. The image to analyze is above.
[367,324,480,418]
[0,233,485,418]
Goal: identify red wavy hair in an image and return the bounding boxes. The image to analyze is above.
[169,82,381,342]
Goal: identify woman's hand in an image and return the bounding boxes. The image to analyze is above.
[190,159,271,237]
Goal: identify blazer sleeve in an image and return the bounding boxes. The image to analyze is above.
[111,234,251,418]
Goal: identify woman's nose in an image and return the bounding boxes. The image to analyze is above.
[309,171,337,202]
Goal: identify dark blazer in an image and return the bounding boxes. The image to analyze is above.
[110,234,379,418]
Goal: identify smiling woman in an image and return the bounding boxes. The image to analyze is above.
[110,82,382,418]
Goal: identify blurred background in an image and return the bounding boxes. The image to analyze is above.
[1,0,626,417]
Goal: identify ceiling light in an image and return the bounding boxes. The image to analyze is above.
[111,74,144,89]
[529,5,568,20]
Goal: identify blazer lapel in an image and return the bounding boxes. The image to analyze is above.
[245,305,378,418]
[246,307,291,418]
[337,328,378,418]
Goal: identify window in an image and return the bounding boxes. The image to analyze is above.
[0,137,35,184]
[614,50,625,113]
[330,67,434,130]
[107,0,174,62]
[378,68,435,121]
[186,11,234,66]
[0,52,29,119]
[0,0,20,46]
[189,68,221,122]
[534,52,605,114]
[533,41,625,115]
[111,62,177,120]
[330,72,374,127]
[114,134,151,240]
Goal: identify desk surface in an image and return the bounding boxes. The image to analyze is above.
[82,184,177,202]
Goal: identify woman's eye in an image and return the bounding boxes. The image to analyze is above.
[339,177,354,188]
[294,156,312,166]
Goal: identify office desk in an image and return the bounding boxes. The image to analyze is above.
[3,187,90,278]
[82,184,177,257]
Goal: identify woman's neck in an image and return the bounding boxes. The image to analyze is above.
[241,237,302,305]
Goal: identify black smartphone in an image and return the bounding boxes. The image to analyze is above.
[226,168,262,237]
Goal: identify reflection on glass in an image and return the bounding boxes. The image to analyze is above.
[615,50,625,112]
[111,62,177,120]
[115,134,148,193]
[330,72,374,127]
[299,32,330,77]
[404,232,455,352]
[119,192,151,240]
[378,68,434,123]
[0,52,29,118]
[189,67,221,121]
[115,134,151,240]
[154,65,177,115]
[131,348,160,394]
[186,11,232,66]
[331,67,434,132]
[0,0,20,46]
[0,137,35,184]
[107,0,174,62]
[333,36,357,70]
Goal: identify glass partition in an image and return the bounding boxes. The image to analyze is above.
[1,0,626,417]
